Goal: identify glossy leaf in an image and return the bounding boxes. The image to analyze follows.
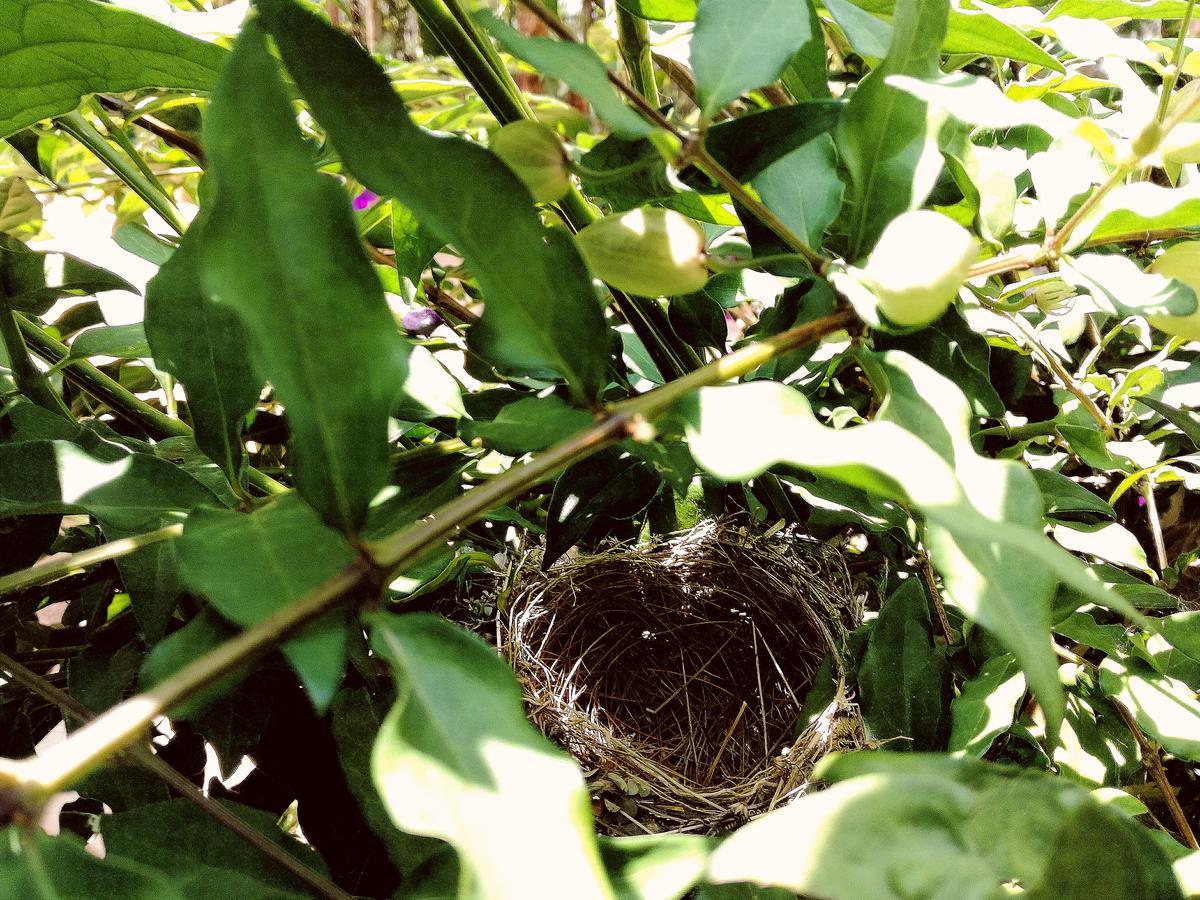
[752,137,843,249]
[459,394,593,456]
[0,0,226,139]
[690,0,817,119]
[369,613,614,900]
[175,493,357,712]
[702,101,842,184]
[835,0,949,258]
[68,324,149,360]
[948,653,1025,757]
[145,215,260,483]
[1100,657,1200,761]
[257,0,611,403]
[944,8,1065,74]
[201,22,406,532]
[1075,182,1200,248]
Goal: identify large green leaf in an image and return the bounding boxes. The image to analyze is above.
[102,800,323,900]
[947,653,1025,757]
[369,613,614,900]
[614,0,696,21]
[256,0,611,403]
[1047,0,1194,18]
[835,0,948,258]
[0,828,182,899]
[702,102,843,183]
[479,13,653,139]
[145,215,261,484]
[708,754,1183,898]
[670,350,1142,732]
[752,137,844,248]
[0,439,214,531]
[1074,182,1200,248]
[857,579,952,750]
[943,8,1065,73]
[175,493,357,712]
[0,0,227,139]
[690,0,818,119]
[200,22,406,533]
[0,238,138,315]
[1100,656,1200,761]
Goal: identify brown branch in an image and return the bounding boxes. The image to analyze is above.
[96,96,206,164]
[1114,700,1199,849]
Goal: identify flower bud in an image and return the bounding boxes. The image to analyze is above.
[402,308,444,337]
[575,207,710,297]
[489,121,572,203]
[860,210,978,328]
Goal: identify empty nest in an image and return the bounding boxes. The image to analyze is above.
[500,520,866,833]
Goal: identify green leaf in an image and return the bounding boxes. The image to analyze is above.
[751,138,844,250]
[545,446,661,567]
[369,613,614,900]
[1137,396,1200,451]
[145,215,260,483]
[175,493,356,712]
[1031,468,1117,523]
[1076,183,1200,248]
[858,579,952,750]
[1062,253,1199,320]
[331,687,448,878]
[459,394,593,456]
[948,653,1026,757]
[0,176,39,232]
[708,753,1183,899]
[599,834,708,900]
[1100,656,1200,761]
[479,13,653,139]
[944,8,1066,74]
[0,0,227,139]
[835,0,948,258]
[69,323,149,360]
[200,22,406,532]
[1159,611,1200,663]
[690,0,818,118]
[824,0,892,59]
[883,71,1077,138]
[0,828,183,899]
[0,439,214,530]
[1047,0,1195,18]
[614,0,696,21]
[102,799,323,899]
[257,0,611,404]
[0,239,138,315]
[673,350,1122,733]
[702,101,843,183]
[392,202,443,284]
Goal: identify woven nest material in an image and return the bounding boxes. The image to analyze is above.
[500,520,867,834]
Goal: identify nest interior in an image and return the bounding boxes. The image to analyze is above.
[501,520,864,832]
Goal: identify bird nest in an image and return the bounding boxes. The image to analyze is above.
[500,520,867,834]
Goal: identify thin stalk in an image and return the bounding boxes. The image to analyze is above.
[975,420,1059,440]
[1141,478,1169,573]
[16,315,288,497]
[55,111,186,236]
[0,304,69,417]
[616,7,660,107]
[442,0,516,98]
[407,0,528,123]
[1114,700,1199,849]
[0,523,183,599]
[0,652,352,900]
[1051,161,1135,256]
[0,309,856,807]
[1009,313,1114,438]
[96,96,206,164]
[1154,0,1198,125]
[88,98,162,192]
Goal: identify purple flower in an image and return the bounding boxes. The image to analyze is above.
[402,308,444,337]
[353,189,379,211]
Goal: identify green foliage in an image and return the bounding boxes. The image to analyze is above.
[4,0,1200,896]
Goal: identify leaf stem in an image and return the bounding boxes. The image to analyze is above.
[1154,0,1198,126]
[0,523,183,599]
[0,652,352,900]
[55,111,186,236]
[0,309,856,806]
[0,303,69,417]
[615,7,660,108]
[16,315,287,497]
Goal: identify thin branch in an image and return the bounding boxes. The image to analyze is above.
[0,524,184,599]
[616,7,660,107]
[1114,700,1199,849]
[16,314,287,498]
[1154,0,1198,126]
[918,552,954,644]
[96,96,206,164]
[1008,313,1114,438]
[0,652,351,900]
[0,309,856,810]
[1141,478,1169,574]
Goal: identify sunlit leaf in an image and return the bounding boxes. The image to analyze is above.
[948,653,1026,757]
[370,613,614,900]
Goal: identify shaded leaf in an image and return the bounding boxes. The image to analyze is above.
[201,22,406,532]
[69,323,149,360]
[0,828,182,899]
[702,101,842,183]
[258,0,611,403]
[176,493,357,712]
[459,394,593,456]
